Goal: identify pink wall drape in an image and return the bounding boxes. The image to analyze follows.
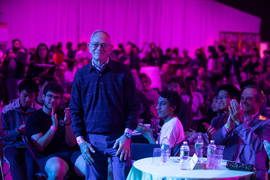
[0,0,261,56]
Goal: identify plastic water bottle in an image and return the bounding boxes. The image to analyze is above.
[161,137,170,163]
[206,140,216,169]
[195,134,204,163]
[179,141,190,170]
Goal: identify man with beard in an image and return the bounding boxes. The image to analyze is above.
[26,83,85,179]
[3,39,28,101]
[212,85,270,180]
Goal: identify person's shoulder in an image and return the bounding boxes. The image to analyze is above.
[1,103,15,115]
[109,60,131,73]
[1,99,20,114]
[75,64,91,77]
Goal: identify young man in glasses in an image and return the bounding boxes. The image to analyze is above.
[26,82,85,179]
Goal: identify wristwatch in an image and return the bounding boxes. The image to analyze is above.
[123,132,132,139]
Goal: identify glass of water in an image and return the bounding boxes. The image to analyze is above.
[215,145,225,168]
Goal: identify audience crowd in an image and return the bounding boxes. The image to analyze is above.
[0,37,270,180]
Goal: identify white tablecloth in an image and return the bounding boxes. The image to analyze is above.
[127,157,255,180]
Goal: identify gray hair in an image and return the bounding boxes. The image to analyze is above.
[90,30,111,43]
[244,85,264,104]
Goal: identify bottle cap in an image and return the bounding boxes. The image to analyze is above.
[183,141,188,145]
[210,140,215,144]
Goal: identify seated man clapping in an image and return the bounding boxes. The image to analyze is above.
[26,82,85,179]
[212,85,270,180]
[137,91,185,151]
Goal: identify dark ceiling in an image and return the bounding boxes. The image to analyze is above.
[216,0,270,42]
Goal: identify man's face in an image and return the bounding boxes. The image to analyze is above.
[19,90,36,108]
[240,88,261,115]
[13,41,21,51]
[197,67,205,77]
[81,44,87,51]
[141,77,150,91]
[186,80,196,90]
[168,83,184,95]
[250,75,260,85]
[125,44,133,55]
[156,96,174,119]
[217,90,231,111]
[43,91,61,110]
[89,32,113,63]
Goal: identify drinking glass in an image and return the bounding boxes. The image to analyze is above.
[152,148,163,166]
[215,145,225,168]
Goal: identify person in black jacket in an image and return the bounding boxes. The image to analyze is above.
[3,39,28,100]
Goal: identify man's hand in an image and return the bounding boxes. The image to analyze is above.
[15,124,26,134]
[229,99,244,126]
[79,141,95,165]
[51,108,58,127]
[136,123,152,137]
[63,108,71,125]
[113,135,131,161]
[202,122,216,138]
[7,52,16,59]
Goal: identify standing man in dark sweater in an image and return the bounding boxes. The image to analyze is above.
[70,30,141,180]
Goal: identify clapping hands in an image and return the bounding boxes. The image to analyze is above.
[227,99,244,128]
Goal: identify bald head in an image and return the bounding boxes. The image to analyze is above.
[90,30,111,44]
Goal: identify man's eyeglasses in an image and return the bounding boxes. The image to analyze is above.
[168,84,180,88]
[46,94,61,100]
[89,43,111,49]
[217,95,229,100]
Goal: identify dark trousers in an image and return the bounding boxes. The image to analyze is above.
[4,146,36,180]
[86,132,131,180]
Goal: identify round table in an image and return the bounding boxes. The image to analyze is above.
[127,157,255,180]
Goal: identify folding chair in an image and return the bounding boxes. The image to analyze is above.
[0,156,10,180]
[22,134,48,180]
[22,134,84,180]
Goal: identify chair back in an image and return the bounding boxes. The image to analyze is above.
[131,143,160,161]
[22,134,48,179]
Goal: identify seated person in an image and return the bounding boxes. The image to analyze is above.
[26,83,85,179]
[36,76,58,106]
[189,84,240,144]
[138,73,159,107]
[36,76,68,110]
[212,85,270,180]
[137,90,185,154]
[182,76,205,121]
[0,79,42,180]
[167,75,193,131]
[26,43,56,80]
